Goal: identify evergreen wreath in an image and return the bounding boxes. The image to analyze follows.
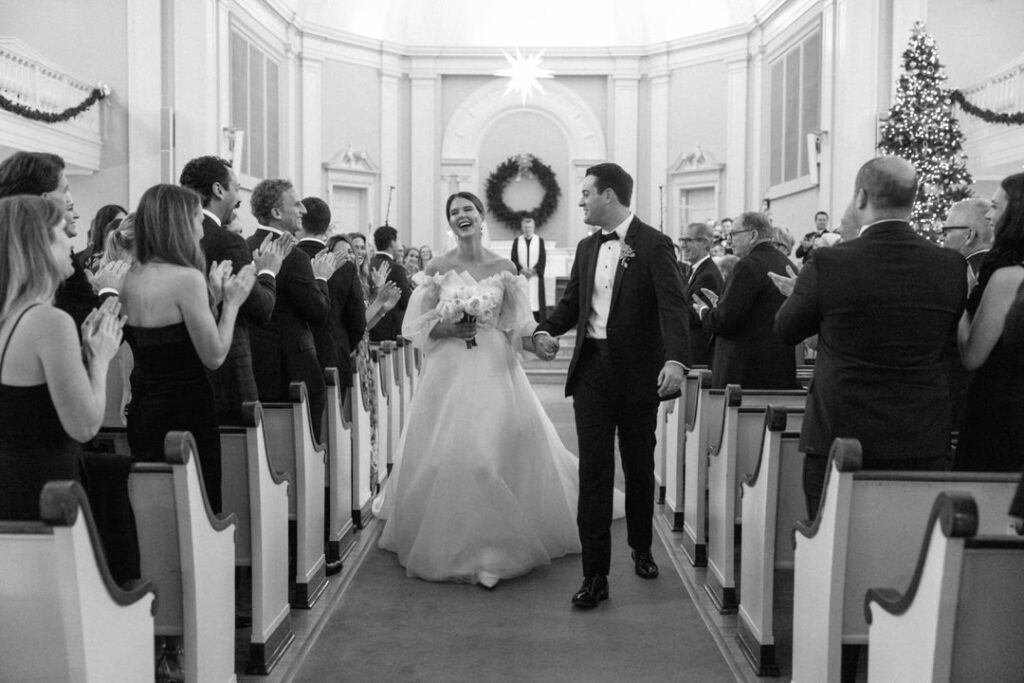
[0,83,110,124]
[485,154,560,228]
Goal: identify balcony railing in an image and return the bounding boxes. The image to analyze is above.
[958,58,1024,138]
[0,38,103,171]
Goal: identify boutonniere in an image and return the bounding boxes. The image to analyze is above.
[619,244,636,268]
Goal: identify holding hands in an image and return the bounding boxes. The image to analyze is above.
[533,332,560,361]
[81,296,126,366]
[767,265,799,298]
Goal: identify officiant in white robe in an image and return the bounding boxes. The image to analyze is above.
[510,216,547,322]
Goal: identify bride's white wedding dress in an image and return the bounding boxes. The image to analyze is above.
[376,270,621,587]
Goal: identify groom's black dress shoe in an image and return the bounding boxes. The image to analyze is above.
[572,575,609,609]
[632,550,659,579]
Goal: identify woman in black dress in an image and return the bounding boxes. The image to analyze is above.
[120,184,254,512]
[0,196,123,520]
[955,172,1024,472]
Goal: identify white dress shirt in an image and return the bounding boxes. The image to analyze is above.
[586,213,633,339]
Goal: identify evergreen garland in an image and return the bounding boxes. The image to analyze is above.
[950,89,1024,127]
[877,22,972,242]
[0,84,110,124]
[485,154,560,228]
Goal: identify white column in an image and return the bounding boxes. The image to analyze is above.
[171,0,219,175]
[282,31,300,181]
[611,71,640,190]
[216,0,232,161]
[299,52,323,197]
[819,0,837,216]
[409,73,437,248]
[379,61,401,229]
[724,56,749,220]
[126,0,164,202]
[647,71,670,235]
[747,35,765,211]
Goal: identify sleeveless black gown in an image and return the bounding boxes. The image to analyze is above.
[125,323,222,512]
[0,305,81,520]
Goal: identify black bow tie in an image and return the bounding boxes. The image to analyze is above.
[598,231,619,244]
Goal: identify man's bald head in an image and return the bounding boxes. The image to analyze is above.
[854,156,918,212]
[943,197,993,256]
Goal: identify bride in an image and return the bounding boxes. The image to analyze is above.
[377,191,619,588]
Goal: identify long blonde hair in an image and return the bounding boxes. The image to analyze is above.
[134,184,206,273]
[0,196,65,320]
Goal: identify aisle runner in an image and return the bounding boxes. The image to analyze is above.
[292,521,736,682]
[293,382,736,682]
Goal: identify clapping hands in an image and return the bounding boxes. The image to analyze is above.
[374,281,401,311]
[252,233,292,276]
[691,287,719,317]
[767,265,799,298]
[81,296,125,366]
[89,259,130,294]
[311,250,344,280]
[371,261,391,291]
[209,261,256,307]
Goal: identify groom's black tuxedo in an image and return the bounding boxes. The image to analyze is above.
[541,217,690,403]
[538,215,689,577]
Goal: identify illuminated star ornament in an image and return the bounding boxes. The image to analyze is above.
[494,48,554,105]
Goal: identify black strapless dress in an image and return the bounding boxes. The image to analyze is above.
[0,305,81,520]
[125,322,222,512]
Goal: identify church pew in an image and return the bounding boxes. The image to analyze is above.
[263,382,328,609]
[392,337,408,433]
[656,391,684,507]
[351,358,374,528]
[0,481,156,683]
[705,386,806,613]
[865,492,1024,683]
[664,369,709,530]
[324,368,356,568]
[735,406,804,676]
[381,341,400,473]
[129,431,236,683]
[682,376,720,565]
[370,344,391,488]
[791,439,1020,683]
[402,336,417,398]
[218,401,294,675]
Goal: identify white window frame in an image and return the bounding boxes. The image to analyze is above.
[228,20,283,188]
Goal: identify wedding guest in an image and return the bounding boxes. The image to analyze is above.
[403,247,423,277]
[299,198,366,389]
[79,203,127,271]
[772,225,796,259]
[955,172,1024,473]
[179,155,284,425]
[419,245,434,264]
[0,196,123,520]
[121,184,255,513]
[680,221,724,367]
[694,212,796,389]
[247,179,338,439]
[510,216,547,322]
[0,152,124,331]
[369,225,413,342]
[714,254,739,282]
[98,215,135,267]
[941,197,993,286]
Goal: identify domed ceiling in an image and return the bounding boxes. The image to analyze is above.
[299,0,768,48]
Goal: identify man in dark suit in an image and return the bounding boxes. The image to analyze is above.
[0,151,122,330]
[939,197,992,434]
[246,179,338,439]
[179,156,284,425]
[368,225,412,342]
[510,216,547,322]
[680,221,724,367]
[296,196,366,387]
[775,156,967,517]
[693,212,796,389]
[533,163,690,609]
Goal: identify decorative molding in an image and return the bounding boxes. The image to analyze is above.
[669,146,725,174]
[324,145,381,175]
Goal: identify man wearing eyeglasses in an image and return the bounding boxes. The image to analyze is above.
[692,211,797,389]
[941,197,993,289]
[680,222,724,366]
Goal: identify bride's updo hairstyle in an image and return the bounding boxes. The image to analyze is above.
[445,191,484,220]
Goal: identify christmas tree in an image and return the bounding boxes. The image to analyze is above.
[877,22,972,242]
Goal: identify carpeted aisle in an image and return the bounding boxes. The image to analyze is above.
[292,384,738,682]
[293,519,735,682]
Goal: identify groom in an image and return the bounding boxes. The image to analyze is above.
[533,163,690,609]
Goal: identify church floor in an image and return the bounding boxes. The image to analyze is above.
[237,383,758,683]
